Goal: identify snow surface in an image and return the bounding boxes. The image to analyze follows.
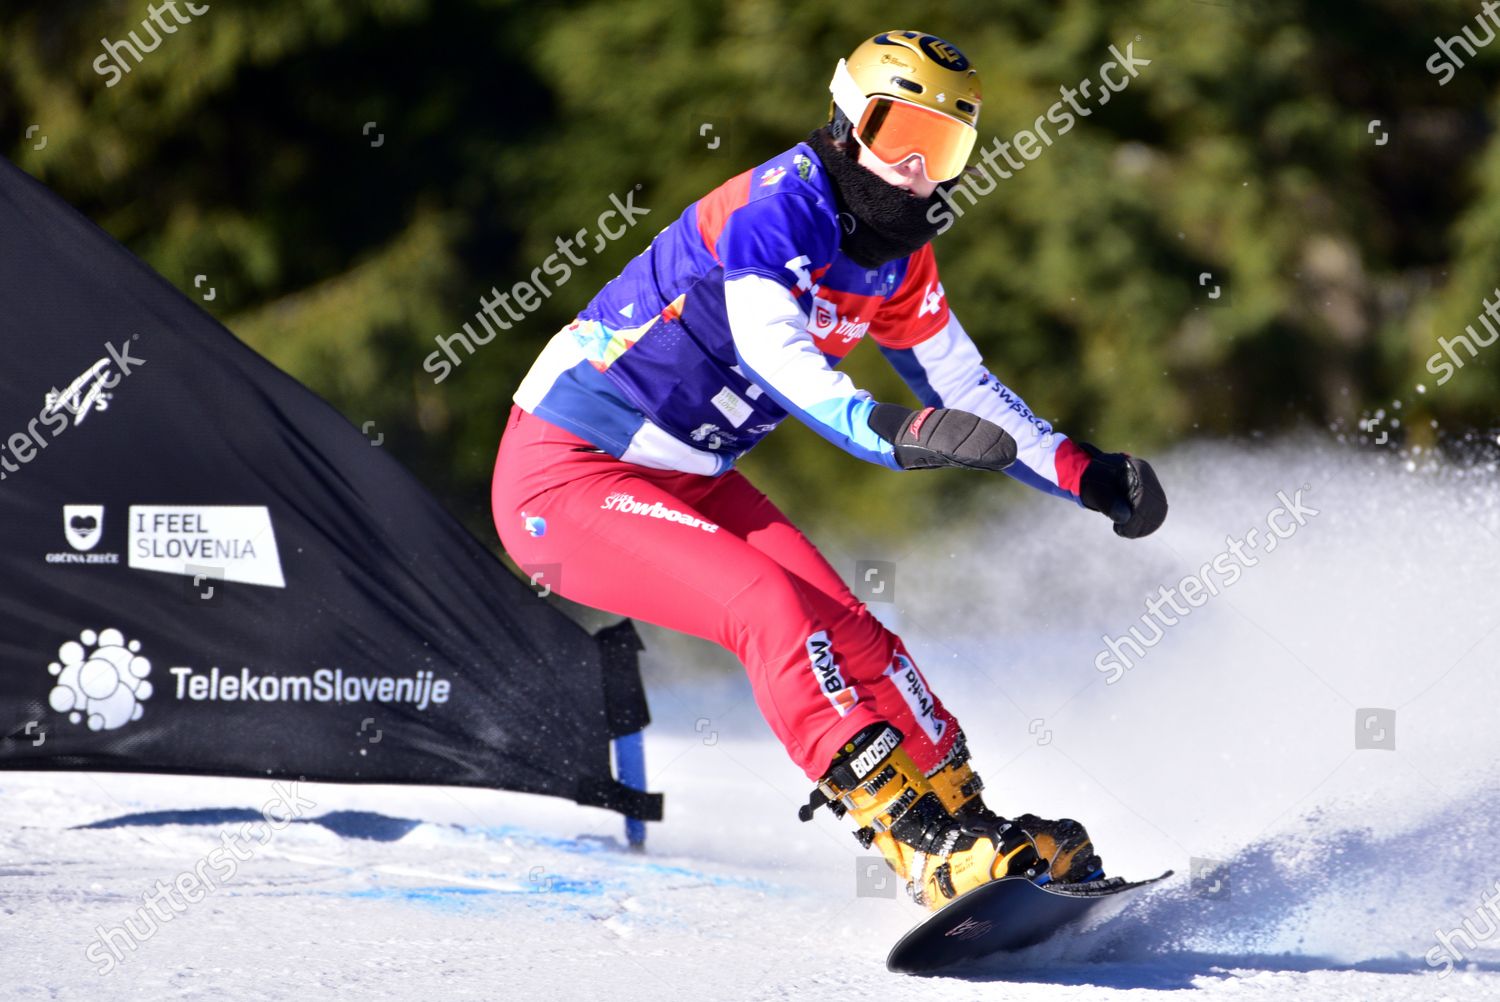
[5,439,1500,1000]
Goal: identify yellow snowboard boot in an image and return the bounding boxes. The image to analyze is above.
[800,725,1039,909]
[927,733,1102,886]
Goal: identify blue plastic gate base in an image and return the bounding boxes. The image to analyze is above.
[613,730,648,849]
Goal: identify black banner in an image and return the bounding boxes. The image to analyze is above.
[0,157,659,821]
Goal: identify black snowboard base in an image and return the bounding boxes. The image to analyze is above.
[886,870,1173,975]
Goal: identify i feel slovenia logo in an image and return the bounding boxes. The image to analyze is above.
[48,628,154,731]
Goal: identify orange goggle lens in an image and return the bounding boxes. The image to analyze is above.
[856,97,977,182]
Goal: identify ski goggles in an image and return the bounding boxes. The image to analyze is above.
[829,59,978,183]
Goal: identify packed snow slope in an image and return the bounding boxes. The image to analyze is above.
[5,438,1500,1000]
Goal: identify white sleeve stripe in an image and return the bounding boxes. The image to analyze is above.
[727,273,860,409]
[725,273,897,468]
[907,313,1064,487]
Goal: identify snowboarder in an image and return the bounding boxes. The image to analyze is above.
[493,29,1167,909]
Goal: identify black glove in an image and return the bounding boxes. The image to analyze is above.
[1076,443,1168,538]
[868,403,1016,471]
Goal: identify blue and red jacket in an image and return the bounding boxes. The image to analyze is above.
[514,142,1090,502]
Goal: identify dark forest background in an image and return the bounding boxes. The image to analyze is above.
[5,0,1499,542]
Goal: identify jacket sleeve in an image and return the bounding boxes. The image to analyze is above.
[869,252,1090,502]
[718,193,903,470]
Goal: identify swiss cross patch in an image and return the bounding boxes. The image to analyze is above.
[918,281,946,318]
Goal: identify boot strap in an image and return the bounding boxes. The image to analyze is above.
[796,788,830,823]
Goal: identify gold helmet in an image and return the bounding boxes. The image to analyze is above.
[829,30,982,182]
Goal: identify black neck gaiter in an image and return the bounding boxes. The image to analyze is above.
[804,126,953,269]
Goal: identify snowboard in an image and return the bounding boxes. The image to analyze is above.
[886,870,1173,975]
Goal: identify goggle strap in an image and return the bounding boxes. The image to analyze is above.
[829,59,872,127]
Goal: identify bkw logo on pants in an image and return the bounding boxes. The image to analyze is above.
[806,631,858,716]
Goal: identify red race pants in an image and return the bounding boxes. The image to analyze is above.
[492,405,959,780]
